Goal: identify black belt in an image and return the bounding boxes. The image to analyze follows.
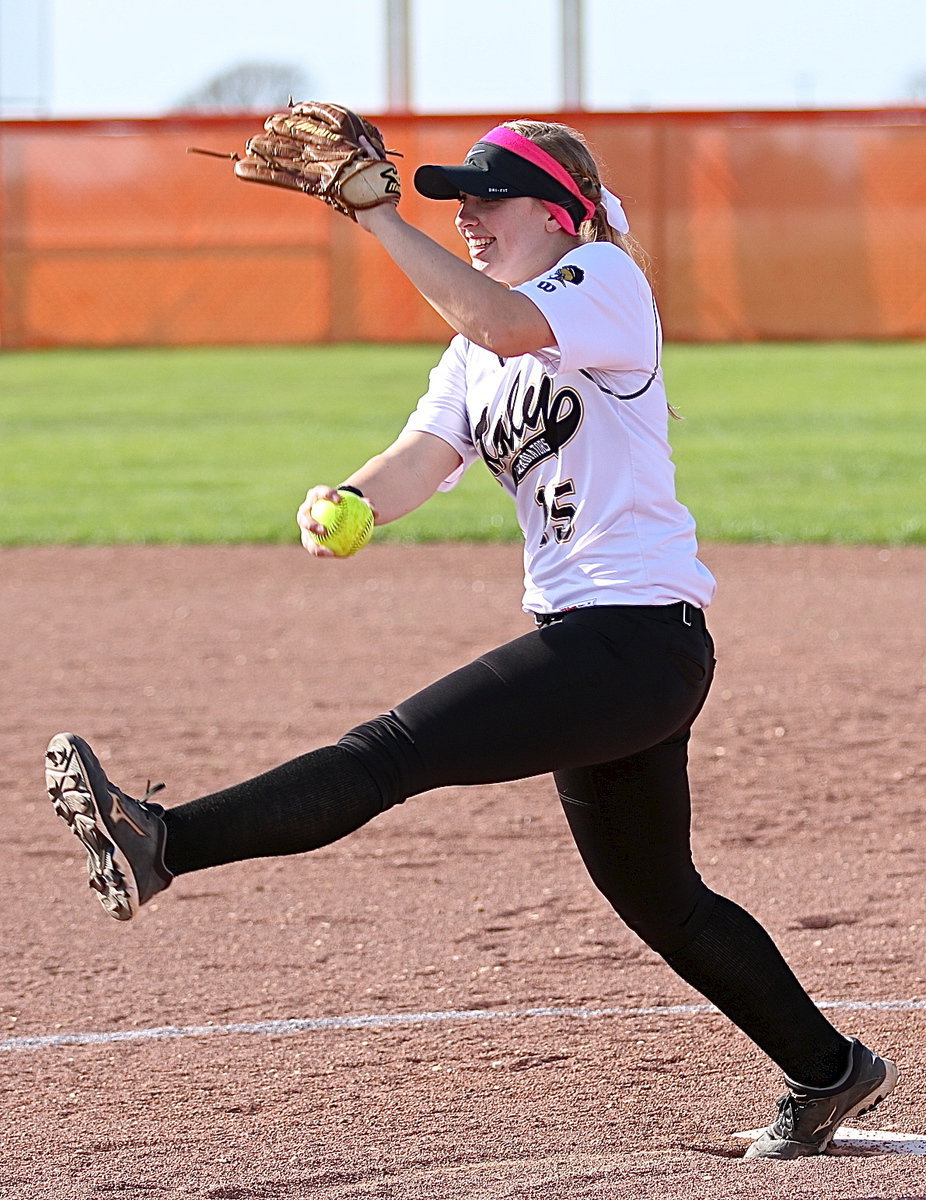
[534,601,702,629]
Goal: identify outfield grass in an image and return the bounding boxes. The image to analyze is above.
[0,342,923,545]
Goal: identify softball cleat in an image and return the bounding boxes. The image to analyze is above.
[744,1038,898,1159]
[45,732,173,921]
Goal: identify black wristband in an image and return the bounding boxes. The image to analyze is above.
[337,485,365,498]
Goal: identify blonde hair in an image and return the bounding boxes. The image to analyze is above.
[503,119,652,281]
[503,120,679,416]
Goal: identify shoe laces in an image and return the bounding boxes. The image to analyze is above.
[773,1092,800,1137]
[139,780,167,816]
[772,1083,844,1142]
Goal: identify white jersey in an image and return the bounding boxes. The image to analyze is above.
[404,241,716,615]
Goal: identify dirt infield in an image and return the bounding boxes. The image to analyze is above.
[1,543,924,1200]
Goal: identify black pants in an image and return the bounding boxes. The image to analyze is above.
[166,600,851,1085]
[340,603,716,956]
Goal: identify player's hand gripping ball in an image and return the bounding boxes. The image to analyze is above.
[309,491,375,557]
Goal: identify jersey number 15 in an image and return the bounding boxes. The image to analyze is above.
[535,480,577,546]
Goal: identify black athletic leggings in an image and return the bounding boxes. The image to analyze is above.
[340,602,716,955]
[164,601,851,1086]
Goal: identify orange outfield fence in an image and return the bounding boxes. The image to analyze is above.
[0,108,924,348]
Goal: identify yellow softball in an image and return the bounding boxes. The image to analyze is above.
[309,491,374,557]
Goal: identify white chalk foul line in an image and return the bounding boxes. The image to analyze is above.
[2,995,925,1055]
[1,1002,709,1052]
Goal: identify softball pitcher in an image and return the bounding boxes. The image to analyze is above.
[46,114,896,1159]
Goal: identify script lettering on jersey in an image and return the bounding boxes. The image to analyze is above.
[473,374,583,487]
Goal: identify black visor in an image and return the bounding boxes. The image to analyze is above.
[414,141,588,232]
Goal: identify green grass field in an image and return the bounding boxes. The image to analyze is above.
[1,342,923,545]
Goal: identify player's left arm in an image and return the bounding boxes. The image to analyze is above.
[222,103,553,358]
[356,205,555,359]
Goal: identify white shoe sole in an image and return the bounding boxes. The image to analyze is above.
[46,733,138,920]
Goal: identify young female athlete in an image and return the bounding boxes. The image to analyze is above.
[45,119,896,1159]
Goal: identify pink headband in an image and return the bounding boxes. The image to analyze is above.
[481,126,597,235]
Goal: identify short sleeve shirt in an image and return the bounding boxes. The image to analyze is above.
[404,241,716,614]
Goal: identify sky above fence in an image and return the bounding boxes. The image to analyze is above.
[2,0,925,118]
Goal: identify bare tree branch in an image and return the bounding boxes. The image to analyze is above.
[173,62,313,113]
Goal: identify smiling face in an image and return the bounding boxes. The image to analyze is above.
[455,194,580,286]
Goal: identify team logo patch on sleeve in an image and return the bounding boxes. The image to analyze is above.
[553,265,585,285]
[536,264,585,293]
